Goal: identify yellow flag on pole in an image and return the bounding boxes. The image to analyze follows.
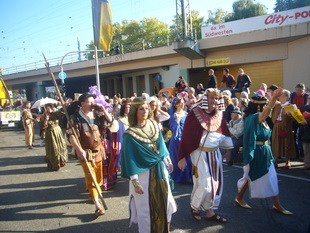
[92,0,113,52]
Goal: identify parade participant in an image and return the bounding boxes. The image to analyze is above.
[68,92,113,217]
[22,101,35,149]
[42,103,68,171]
[121,97,177,233]
[271,89,296,168]
[178,88,233,223]
[235,89,293,216]
[168,97,191,183]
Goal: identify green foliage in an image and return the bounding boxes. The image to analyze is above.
[84,40,104,60]
[274,0,310,11]
[116,18,169,54]
[169,10,204,41]
[205,9,231,25]
[225,0,267,22]
[84,17,170,58]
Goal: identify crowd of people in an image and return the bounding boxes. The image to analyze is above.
[16,68,310,232]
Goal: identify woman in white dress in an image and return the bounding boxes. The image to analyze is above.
[121,97,177,233]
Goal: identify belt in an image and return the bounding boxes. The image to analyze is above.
[198,147,218,152]
[256,140,269,145]
[48,124,59,129]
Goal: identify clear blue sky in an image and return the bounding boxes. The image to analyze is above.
[0,0,276,70]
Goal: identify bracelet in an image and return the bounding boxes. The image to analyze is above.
[132,179,140,188]
[265,105,273,110]
[165,158,172,166]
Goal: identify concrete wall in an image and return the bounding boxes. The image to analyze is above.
[284,36,310,90]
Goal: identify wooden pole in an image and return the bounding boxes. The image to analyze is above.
[42,53,108,210]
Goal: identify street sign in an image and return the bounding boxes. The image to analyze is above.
[58,71,67,80]
[155,74,162,81]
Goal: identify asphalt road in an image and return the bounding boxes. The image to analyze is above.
[0,126,310,233]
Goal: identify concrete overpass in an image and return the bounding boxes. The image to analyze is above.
[2,21,310,100]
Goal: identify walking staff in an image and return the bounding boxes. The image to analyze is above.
[42,54,108,212]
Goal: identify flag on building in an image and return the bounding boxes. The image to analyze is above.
[92,0,113,52]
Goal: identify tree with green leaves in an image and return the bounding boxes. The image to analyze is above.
[225,0,267,22]
[274,0,310,12]
[205,8,232,25]
[85,17,170,58]
[84,40,105,60]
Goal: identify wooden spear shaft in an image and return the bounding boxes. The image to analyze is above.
[42,53,108,210]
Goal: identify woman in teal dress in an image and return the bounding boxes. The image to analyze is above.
[121,97,177,233]
[42,104,68,171]
[235,89,292,215]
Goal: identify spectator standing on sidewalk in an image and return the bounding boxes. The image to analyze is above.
[299,95,310,169]
[289,83,309,159]
[231,68,252,97]
[207,69,217,88]
[228,109,244,166]
[220,68,236,90]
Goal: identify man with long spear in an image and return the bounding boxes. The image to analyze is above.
[42,54,111,217]
[68,92,113,217]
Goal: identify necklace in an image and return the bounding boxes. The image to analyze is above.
[126,119,160,144]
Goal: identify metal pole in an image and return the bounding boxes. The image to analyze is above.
[94,45,101,93]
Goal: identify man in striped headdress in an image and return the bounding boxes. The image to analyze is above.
[178,88,233,223]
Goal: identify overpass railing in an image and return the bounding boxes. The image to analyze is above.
[2,53,88,76]
[1,29,201,76]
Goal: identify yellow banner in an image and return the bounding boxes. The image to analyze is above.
[284,104,307,124]
[207,58,230,66]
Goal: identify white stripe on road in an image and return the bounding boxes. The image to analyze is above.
[228,164,310,182]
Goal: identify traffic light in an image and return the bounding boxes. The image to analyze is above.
[60,84,66,97]
[115,45,120,55]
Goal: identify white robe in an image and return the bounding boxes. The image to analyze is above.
[237,164,279,198]
[129,161,177,233]
[190,131,233,210]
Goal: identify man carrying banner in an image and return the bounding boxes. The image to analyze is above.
[67,92,113,217]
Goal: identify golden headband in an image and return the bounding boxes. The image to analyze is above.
[131,101,147,105]
[251,100,267,104]
[207,91,221,96]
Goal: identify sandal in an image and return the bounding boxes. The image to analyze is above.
[95,208,105,217]
[191,207,201,221]
[206,214,227,223]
